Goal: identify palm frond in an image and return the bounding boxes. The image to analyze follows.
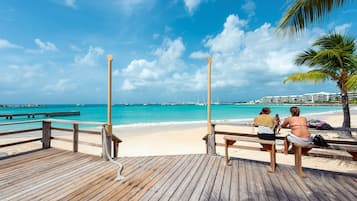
[277,0,348,34]
[346,74,357,91]
[283,70,330,83]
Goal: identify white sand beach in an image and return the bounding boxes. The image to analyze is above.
[1,109,356,174]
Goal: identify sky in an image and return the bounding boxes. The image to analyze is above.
[0,0,356,104]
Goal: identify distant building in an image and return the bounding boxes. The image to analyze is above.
[260,92,347,104]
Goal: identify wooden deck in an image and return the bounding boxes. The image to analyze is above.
[0,149,356,201]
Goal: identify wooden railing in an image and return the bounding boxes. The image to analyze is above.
[0,119,122,159]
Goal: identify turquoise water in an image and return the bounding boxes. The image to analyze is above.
[0,104,341,131]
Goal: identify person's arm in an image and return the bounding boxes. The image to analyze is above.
[281,117,290,128]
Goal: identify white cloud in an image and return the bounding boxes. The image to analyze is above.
[64,0,77,8]
[0,39,22,49]
[35,38,58,51]
[200,15,325,89]
[27,38,58,53]
[241,0,256,17]
[334,23,352,34]
[119,14,330,95]
[154,37,185,66]
[42,79,78,94]
[205,14,247,53]
[74,46,104,66]
[69,44,82,52]
[113,69,120,77]
[184,0,202,15]
[121,37,191,91]
[190,51,209,59]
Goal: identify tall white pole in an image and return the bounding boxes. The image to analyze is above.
[207,57,212,134]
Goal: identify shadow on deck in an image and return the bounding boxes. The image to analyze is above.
[0,148,356,201]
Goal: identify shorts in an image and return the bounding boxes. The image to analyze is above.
[258,133,275,140]
[287,133,312,146]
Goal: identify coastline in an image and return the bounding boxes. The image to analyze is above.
[1,107,356,174]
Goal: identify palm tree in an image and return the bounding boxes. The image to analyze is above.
[277,0,350,33]
[284,33,357,132]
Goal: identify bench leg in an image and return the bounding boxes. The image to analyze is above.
[294,145,306,177]
[225,140,235,166]
[268,145,276,173]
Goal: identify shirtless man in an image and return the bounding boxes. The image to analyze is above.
[281,106,312,154]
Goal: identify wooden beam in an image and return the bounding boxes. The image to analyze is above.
[42,121,51,149]
[0,138,42,148]
[0,128,42,136]
[73,124,78,152]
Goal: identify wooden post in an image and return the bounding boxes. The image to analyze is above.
[206,57,216,155]
[42,121,51,149]
[73,123,78,152]
[102,125,112,160]
[102,54,113,160]
[207,57,212,134]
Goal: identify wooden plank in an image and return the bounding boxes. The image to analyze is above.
[307,171,336,201]
[245,160,258,200]
[248,160,267,201]
[123,156,183,201]
[172,155,210,201]
[219,159,232,201]
[274,165,300,201]
[79,156,159,200]
[51,127,101,135]
[0,151,95,187]
[0,128,42,136]
[333,174,357,197]
[45,118,105,126]
[24,160,111,201]
[187,156,217,201]
[228,159,239,201]
[257,163,279,201]
[59,156,144,200]
[52,137,101,147]
[0,153,99,199]
[147,155,198,201]
[208,158,225,201]
[88,155,170,200]
[279,165,309,201]
[37,158,127,201]
[238,159,249,201]
[316,171,351,201]
[160,155,206,201]
[198,156,221,201]
[0,137,42,148]
[103,156,172,200]
[0,151,77,186]
[252,161,269,201]
[326,173,357,201]
[285,165,319,201]
[139,155,192,201]
[265,167,289,201]
[0,148,62,169]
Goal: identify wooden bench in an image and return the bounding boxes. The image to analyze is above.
[224,136,276,173]
[292,142,357,177]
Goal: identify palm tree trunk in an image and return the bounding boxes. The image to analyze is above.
[340,89,351,136]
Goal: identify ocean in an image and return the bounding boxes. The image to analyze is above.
[0,104,342,131]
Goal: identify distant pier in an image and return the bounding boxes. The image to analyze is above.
[0,111,80,120]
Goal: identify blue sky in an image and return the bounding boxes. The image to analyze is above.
[0,0,356,104]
